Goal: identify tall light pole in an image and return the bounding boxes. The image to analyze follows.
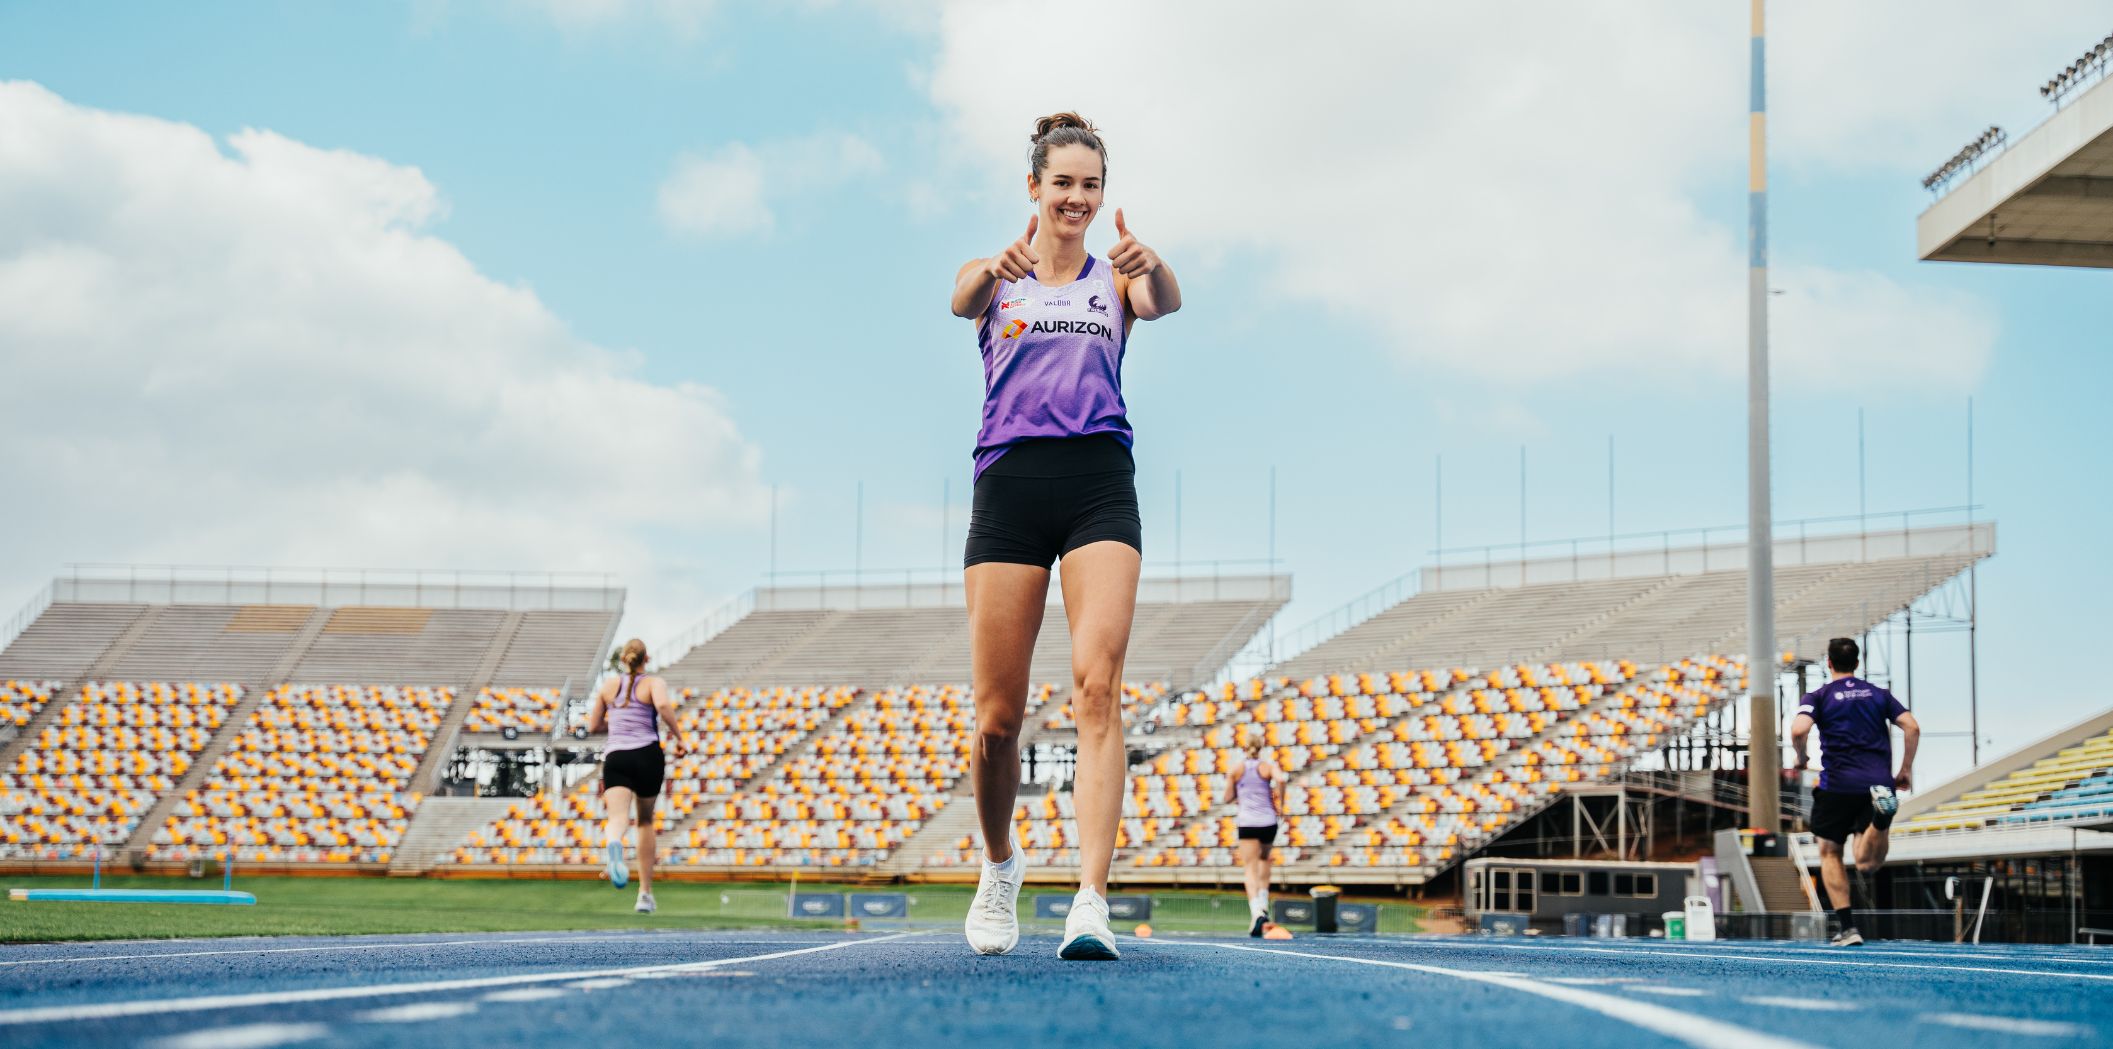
[1745,0,1781,832]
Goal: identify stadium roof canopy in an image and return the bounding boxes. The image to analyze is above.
[1918,73,2113,268]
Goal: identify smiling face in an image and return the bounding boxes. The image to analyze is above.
[1030,142,1104,240]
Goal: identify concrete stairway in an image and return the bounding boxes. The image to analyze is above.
[0,606,163,768]
[1749,854,1815,913]
[387,796,515,875]
[121,607,335,853]
[878,796,981,874]
[408,613,526,793]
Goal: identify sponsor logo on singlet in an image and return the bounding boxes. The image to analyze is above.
[1087,293,1108,315]
[1042,298,1071,307]
[1028,318,1114,340]
[1000,318,1028,339]
[999,297,1027,310]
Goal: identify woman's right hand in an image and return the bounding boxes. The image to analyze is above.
[987,216,1040,282]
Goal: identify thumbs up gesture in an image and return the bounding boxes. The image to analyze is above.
[1107,209,1160,279]
[988,216,1041,282]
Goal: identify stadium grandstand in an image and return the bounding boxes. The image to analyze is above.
[0,519,1999,896]
[0,565,621,869]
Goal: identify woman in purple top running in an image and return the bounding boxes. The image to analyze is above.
[1222,738,1285,937]
[950,112,1181,962]
[586,638,683,914]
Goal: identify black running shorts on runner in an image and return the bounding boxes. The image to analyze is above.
[1236,824,1279,848]
[601,742,664,798]
[965,434,1142,569]
[1809,787,1891,844]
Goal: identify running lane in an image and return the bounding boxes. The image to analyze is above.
[0,931,2103,1047]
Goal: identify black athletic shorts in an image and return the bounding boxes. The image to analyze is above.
[1237,824,1279,847]
[1809,787,1892,844]
[601,742,664,799]
[964,434,1142,569]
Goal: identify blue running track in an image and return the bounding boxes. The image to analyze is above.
[1,929,2106,1047]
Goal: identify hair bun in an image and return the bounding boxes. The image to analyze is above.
[1032,111,1096,142]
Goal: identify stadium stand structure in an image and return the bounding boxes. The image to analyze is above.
[654,575,1288,693]
[1898,707,2113,839]
[0,566,620,869]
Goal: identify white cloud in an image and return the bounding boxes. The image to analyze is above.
[658,132,883,238]
[916,0,2058,387]
[0,81,765,638]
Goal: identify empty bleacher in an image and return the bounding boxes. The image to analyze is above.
[658,576,1288,693]
[1900,724,2113,834]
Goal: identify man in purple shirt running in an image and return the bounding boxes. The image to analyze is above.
[1790,637,1921,947]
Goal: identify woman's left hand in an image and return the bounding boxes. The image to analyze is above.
[1107,209,1160,278]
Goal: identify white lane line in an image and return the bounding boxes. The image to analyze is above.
[1923,1013,2094,1038]
[0,932,921,1026]
[1417,939,2113,982]
[1627,985,1710,997]
[1545,977,1643,986]
[481,988,568,1003]
[566,978,632,990]
[0,934,675,968]
[357,1001,480,1022]
[1739,997,1859,1012]
[1480,938,2113,967]
[143,1022,331,1049]
[1168,941,1816,1049]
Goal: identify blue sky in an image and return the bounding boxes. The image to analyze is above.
[1,1,2106,786]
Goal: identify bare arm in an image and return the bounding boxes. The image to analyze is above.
[1894,710,1921,790]
[650,677,684,760]
[585,685,609,735]
[952,217,1040,319]
[1108,209,1180,321]
[1789,712,1814,769]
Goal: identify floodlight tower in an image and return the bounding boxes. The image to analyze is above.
[1745,0,1781,831]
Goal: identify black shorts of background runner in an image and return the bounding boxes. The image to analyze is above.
[1236,824,1278,848]
[964,434,1142,569]
[1809,788,1893,844]
[602,742,665,798]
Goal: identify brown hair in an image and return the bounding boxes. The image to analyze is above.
[613,638,647,706]
[1029,111,1106,182]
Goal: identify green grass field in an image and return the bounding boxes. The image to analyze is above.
[1,874,1424,943]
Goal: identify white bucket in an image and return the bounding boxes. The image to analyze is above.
[1683,894,1717,942]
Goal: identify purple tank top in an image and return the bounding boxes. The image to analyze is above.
[973,255,1132,478]
[1235,758,1278,827]
[603,675,660,755]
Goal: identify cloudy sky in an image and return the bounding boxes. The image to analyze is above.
[2,1,2106,784]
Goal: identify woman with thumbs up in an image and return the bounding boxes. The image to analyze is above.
[948,111,1181,962]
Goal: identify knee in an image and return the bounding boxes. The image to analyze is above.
[1071,670,1120,730]
[976,709,1022,755]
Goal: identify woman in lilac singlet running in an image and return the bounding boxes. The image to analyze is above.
[586,638,683,914]
[950,112,1182,962]
[1223,739,1285,937]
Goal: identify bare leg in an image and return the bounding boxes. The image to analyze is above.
[1819,838,1850,910]
[1236,838,1262,901]
[1857,825,1889,874]
[967,561,1050,865]
[1059,540,1140,897]
[602,785,636,851]
[635,794,658,892]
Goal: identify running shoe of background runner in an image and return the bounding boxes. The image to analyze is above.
[1869,784,1899,817]
[604,834,629,889]
[1830,926,1864,947]
[1249,912,1268,938]
[965,834,1026,955]
[1058,888,1121,960]
[636,889,655,914]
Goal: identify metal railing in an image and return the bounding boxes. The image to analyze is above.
[0,580,55,664]
[46,562,624,613]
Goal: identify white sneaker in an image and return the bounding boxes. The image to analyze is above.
[1058,888,1120,961]
[964,837,1026,956]
[635,890,655,914]
[603,834,628,890]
